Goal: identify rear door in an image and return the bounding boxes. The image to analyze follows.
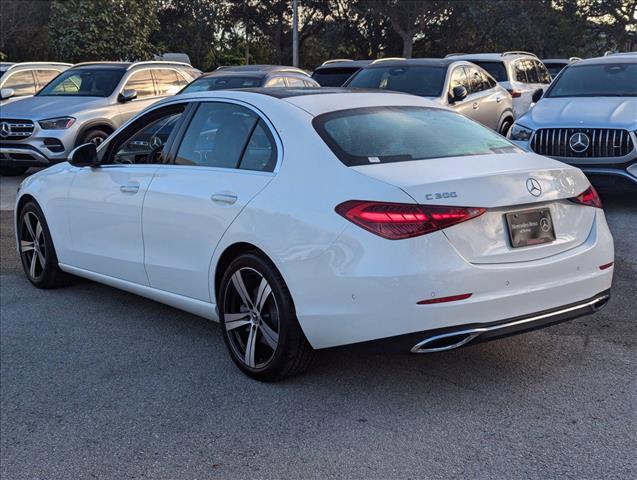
[142,100,279,301]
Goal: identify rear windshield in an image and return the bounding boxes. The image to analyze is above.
[181,75,263,93]
[313,106,518,166]
[312,68,360,87]
[543,62,566,78]
[346,66,446,97]
[546,63,637,97]
[470,61,507,82]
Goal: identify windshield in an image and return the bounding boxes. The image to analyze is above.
[38,68,125,97]
[547,63,637,97]
[312,68,360,87]
[346,66,446,97]
[313,106,518,166]
[470,61,508,82]
[181,75,263,93]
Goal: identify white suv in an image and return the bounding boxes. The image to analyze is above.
[446,52,551,117]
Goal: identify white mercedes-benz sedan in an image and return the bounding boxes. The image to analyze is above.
[15,88,614,380]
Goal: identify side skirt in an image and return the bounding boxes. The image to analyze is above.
[59,263,219,322]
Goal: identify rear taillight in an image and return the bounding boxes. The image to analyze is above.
[569,185,602,209]
[335,200,486,240]
[507,89,522,98]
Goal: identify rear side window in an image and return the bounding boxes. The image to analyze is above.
[534,61,551,84]
[124,70,156,98]
[313,106,518,167]
[513,61,528,83]
[2,70,36,95]
[524,60,540,83]
[175,102,277,172]
[285,77,306,87]
[265,77,286,87]
[472,61,507,82]
[153,69,187,95]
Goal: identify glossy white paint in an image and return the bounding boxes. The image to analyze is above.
[16,90,614,350]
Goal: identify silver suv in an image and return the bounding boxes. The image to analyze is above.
[344,58,515,134]
[446,52,551,118]
[508,54,637,189]
[1,62,72,105]
[0,61,200,176]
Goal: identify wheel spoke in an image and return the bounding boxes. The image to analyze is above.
[24,214,36,240]
[35,221,43,242]
[37,250,46,269]
[29,251,38,277]
[224,312,251,331]
[231,271,254,309]
[20,240,35,252]
[254,277,272,314]
[259,320,279,350]
[244,326,257,368]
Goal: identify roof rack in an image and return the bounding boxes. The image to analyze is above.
[5,61,72,70]
[604,51,636,56]
[568,56,582,62]
[444,53,466,58]
[126,60,193,70]
[371,57,406,64]
[502,51,538,58]
[320,59,353,66]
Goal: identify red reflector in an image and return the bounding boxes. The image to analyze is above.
[599,262,614,270]
[418,293,472,305]
[507,89,522,98]
[335,200,486,240]
[569,185,603,209]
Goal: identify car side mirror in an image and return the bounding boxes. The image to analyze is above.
[451,86,467,103]
[118,89,137,103]
[0,88,15,100]
[531,88,543,103]
[68,142,99,168]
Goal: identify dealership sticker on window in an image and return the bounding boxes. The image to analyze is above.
[368,156,381,163]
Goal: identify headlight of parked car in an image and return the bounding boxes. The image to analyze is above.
[508,123,534,141]
[38,117,76,129]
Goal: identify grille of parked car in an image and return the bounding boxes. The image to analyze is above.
[0,119,35,140]
[531,128,634,158]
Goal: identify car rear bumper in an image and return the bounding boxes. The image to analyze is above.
[289,208,614,349]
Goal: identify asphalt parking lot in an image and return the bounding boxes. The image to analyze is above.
[0,172,635,479]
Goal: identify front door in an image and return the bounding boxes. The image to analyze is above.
[65,104,187,284]
[142,100,279,301]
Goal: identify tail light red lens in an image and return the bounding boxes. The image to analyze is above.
[507,89,522,98]
[569,185,602,209]
[335,200,486,240]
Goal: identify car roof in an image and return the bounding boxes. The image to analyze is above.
[360,58,455,69]
[314,60,373,70]
[570,54,637,66]
[446,53,537,62]
[213,65,308,75]
[172,88,442,117]
[71,61,194,71]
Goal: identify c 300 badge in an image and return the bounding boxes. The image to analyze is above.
[424,191,458,200]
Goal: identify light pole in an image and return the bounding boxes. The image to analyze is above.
[292,0,299,67]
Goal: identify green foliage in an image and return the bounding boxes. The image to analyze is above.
[50,0,160,62]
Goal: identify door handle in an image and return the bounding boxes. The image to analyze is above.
[120,184,140,194]
[472,102,479,109]
[496,96,502,103]
[211,193,238,205]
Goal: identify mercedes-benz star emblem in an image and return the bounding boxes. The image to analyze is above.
[0,122,11,138]
[540,217,551,232]
[526,178,542,197]
[569,132,590,153]
[149,135,163,149]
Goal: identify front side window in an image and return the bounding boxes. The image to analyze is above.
[123,70,156,99]
[154,69,187,96]
[546,63,637,97]
[39,69,124,96]
[448,66,470,97]
[175,102,276,172]
[35,70,61,88]
[109,109,185,165]
[346,66,446,97]
[313,106,518,167]
[265,77,286,87]
[2,70,37,96]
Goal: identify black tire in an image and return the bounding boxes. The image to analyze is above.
[219,252,314,381]
[79,128,109,147]
[499,117,513,137]
[17,201,71,289]
[0,166,28,176]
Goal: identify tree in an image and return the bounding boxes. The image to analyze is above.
[50,0,159,62]
[355,0,449,57]
[0,1,54,61]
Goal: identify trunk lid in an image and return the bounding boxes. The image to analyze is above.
[352,152,595,263]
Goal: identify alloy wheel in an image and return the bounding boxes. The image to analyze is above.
[20,211,46,281]
[223,267,280,369]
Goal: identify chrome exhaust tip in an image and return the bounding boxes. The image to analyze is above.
[411,330,483,353]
